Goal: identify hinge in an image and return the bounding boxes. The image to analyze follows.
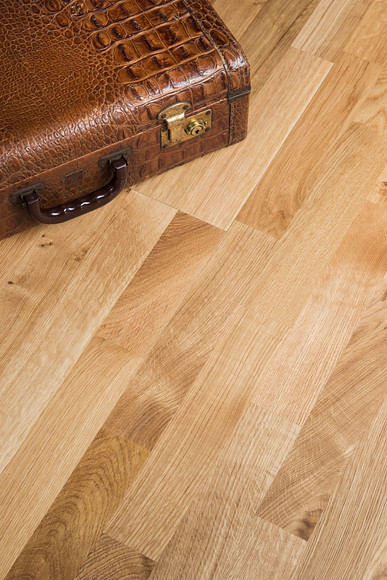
[158,101,212,149]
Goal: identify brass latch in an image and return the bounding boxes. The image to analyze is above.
[158,101,212,149]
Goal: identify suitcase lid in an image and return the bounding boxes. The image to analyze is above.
[0,0,249,191]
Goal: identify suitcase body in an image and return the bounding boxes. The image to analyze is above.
[0,0,250,240]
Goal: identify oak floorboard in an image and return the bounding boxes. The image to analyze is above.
[241,0,322,90]
[5,430,149,580]
[0,339,145,579]
[149,405,303,580]
[105,310,290,560]
[292,0,373,62]
[344,0,387,64]
[0,192,174,475]
[244,122,386,326]
[237,54,381,237]
[246,201,387,425]
[75,535,155,580]
[257,276,387,541]
[353,64,387,135]
[103,223,276,450]
[211,0,267,38]
[292,397,387,580]
[368,164,387,206]
[97,212,223,355]
[135,48,331,229]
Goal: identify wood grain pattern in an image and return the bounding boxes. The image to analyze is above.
[103,223,276,450]
[97,212,223,355]
[75,534,155,580]
[353,64,387,135]
[247,201,387,425]
[106,309,289,560]
[344,0,387,64]
[149,405,303,580]
[212,0,267,38]
[135,48,331,229]
[237,54,381,237]
[245,122,386,326]
[1,0,386,577]
[0,339,144,579]
[292,0,373,61]
[0,192,174,474]
[257,276,387,540]
[368,164,387,206]
[292,397,387,579]
[241,0,322,90]
[6,429,149,579]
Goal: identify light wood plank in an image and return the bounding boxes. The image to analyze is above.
[0,339,145,579]
[292,0,373,62]
[292,397,387,579]
[244,122,386,326]
[368,164,387,206]
[150,405,303,580]
[212,0,267,39]
[103,223,276,450]
[75,534,155,580]
[97,212,223,355]
[0,192,174,475]
[135,48,332,229]
[248,201,387,425]
[106,309,289,560]
[257,277,387,540]
[345,0,387,64]
[209,518,305,580]
[237,54,381,237]
[353,64,387,135]
[241,0,321,89]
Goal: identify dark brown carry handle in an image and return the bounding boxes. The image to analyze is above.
[21,158,128,224]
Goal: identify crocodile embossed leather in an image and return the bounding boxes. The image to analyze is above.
[0,0,250,239]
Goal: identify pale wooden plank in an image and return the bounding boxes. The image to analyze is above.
[345,0,387,64]
[106,309,289,560]
[0,225,45,276]
[353,64,387,135]
[0,339,145,579]
[244,122,386,326]
[257,278,387,541]
[97,212,223,355]
[149,405,303,580]
[241,0,321,89]
[135,48,332,229]
[368,164,387,206]
[0,192,175,474]
[292,0,373,62]
[211,0,267,39]
[237,54,381,237]
[75,534,155,580]
[209,519,305,580]
[248,201,387,425]
[103,223,276,450]
[293,397,387,579]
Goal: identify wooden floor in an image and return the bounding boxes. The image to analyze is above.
[1,0,386,578]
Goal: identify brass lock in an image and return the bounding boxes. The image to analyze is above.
[185,120,207,137]
[158,102,212,149]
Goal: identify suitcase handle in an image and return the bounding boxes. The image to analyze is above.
[21,158,128,224]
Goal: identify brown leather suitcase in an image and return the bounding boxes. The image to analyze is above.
[0,0,250,240]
